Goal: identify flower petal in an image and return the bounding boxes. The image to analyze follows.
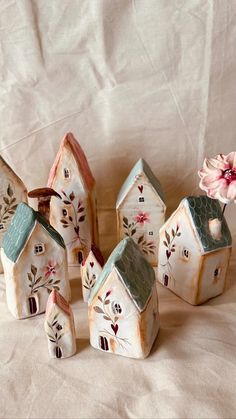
[225,152,236,170]
[227,180,236,201]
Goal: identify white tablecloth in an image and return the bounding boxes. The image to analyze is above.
[1,1,236,418]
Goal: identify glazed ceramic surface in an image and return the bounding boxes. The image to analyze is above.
[0,156,27,272]
[1,202,70,319]
[88,238,159,359]
[48,133,98,270]
[81,245,104,303]
[45,289,76,359]
[116,159,166,267]
[158,196,232,305]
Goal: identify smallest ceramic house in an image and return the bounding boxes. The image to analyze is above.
[81,244,104,302]
[116,159,166,269]
[45,289,76,359]
[0,156,28,273]
[158,196,232,305]
[1,202,70,319]
[88,237,159,359]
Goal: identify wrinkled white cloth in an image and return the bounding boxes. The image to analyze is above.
[1,1,236,418]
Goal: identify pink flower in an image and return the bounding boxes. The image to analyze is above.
[198,152,236,204]
[134,211,150,225]
[45,261,57,278]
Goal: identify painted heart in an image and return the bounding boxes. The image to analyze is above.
[138,185,143,194]
[111,324,118,335]
[90,262,94,268]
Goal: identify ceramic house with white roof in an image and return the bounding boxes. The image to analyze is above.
[0,156,27,272]
[116,159,166,268]
[88,238,159,359]
[1,202,70,319]
[158,196,232,305]
[48,133,98,269]
[45,289,76,359]
[81,244,104,302]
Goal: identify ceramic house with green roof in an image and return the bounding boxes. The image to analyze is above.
[0,156,28,273]
[116,159,166,269]
[1,202,70,319]
[158,196,232,305]
[88,238,160,359]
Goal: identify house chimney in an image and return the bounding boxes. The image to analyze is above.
[28,188,61,221]
[209,218,222,241]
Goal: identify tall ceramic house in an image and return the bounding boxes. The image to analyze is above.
[0,156,27,272]
[45,289,76,359]
[88,238,159,359]
[1,202,70,319]
[116,159,166,268]
[48,133,98,268]
[158,196,232,305]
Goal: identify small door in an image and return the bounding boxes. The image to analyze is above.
[78,251,83,265]
[99,336,109,351]
[28,295,38,315]
[55,346,62,359]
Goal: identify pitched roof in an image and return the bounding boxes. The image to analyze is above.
[47,132,95,191]
[183,196,232,253]
[89,237,156,312]
[46,289,71,317]
[0,155,27,188]
[116,158,165,208]
[82,244,104,267]
[2,202,65,262]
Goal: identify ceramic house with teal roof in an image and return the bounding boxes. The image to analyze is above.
[88,238,160,359]
[116,159,166,269]
[158,196,232,305]
[0,156,28,273]
[1,202,70,319]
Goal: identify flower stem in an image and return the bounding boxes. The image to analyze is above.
[221,203,227,220]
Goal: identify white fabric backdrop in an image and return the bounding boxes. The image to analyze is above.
[1,1,236,418]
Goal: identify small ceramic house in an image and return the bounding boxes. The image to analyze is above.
[81,244,104,302]
[116,159,166,269]
[1,202,70,319]
[47,133,98,269]
[0,156,27,272]
[158,196,232,305]
[88,237,159,359]
[45,289,76,359]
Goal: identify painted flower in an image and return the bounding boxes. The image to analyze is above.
[198,152,236,204]
[45,261,57,278]
[134,211,150,225]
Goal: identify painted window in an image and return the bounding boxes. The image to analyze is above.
[62,208,68,217]
[182,248,190,260]
[78,251,83,265]
[34,243,45,255]
[63,168,70,179]
[0,223,4,230]
[214,267,221,278]
[112,302,122,314]
[99,336,109,351]
[148,231,154,236]
[139,197,145,202]
[163,273,169,286]
[28,295,38,315]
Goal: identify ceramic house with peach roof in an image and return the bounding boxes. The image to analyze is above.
[116,159,166,269]
[81,244,104,302]
[48,133,98,269]
[88,238,159,359]
[45,289,76,359]
[1,202,70,319]
[158,196,232,305]
[0,156,28,272]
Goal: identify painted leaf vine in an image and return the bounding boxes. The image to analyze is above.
[161,224,181,285]
[0,184,17,227]
[47,313,64,358]
[83,266,96,291]
[27,264,60,295]
[60,190,86,245]
[122,213,156,256]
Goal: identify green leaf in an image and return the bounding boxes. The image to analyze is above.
[69,216,73,222]
[52,321,57,326]
[53,280,61,285]
[138,235,144,244]
[165,230,170,244]
[10,205,18,211]
[163,241,168,247]
[69,192,75,201]
[79,215,85,222]
[78,207,84,213]
[49,339,56,343]
[7,185,13,197]
[47,321,53,330]
[8,210,15,214]
[177,232,181,237]
[63,200,71,205]
[60,219,68,224]
[114,316,119,322]
[171,228,175,237]
[131,229,136,236]
[103,316,110,321]
[98,296,103,302]
[31,265,37,275]
[53,286,60,290]
[104,300,110,305]
[27,273,32,282]
[35,276,42,285]
[123,217,128,226]
[3,197,9,205]
[93,306,104,314]
[83,285,90,290]
[62,225,69,228]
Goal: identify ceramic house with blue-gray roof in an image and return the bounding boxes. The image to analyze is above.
[116,159,166,270]
[1,202,70,319]
[158,196,232,305]
[88,238,159,359]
